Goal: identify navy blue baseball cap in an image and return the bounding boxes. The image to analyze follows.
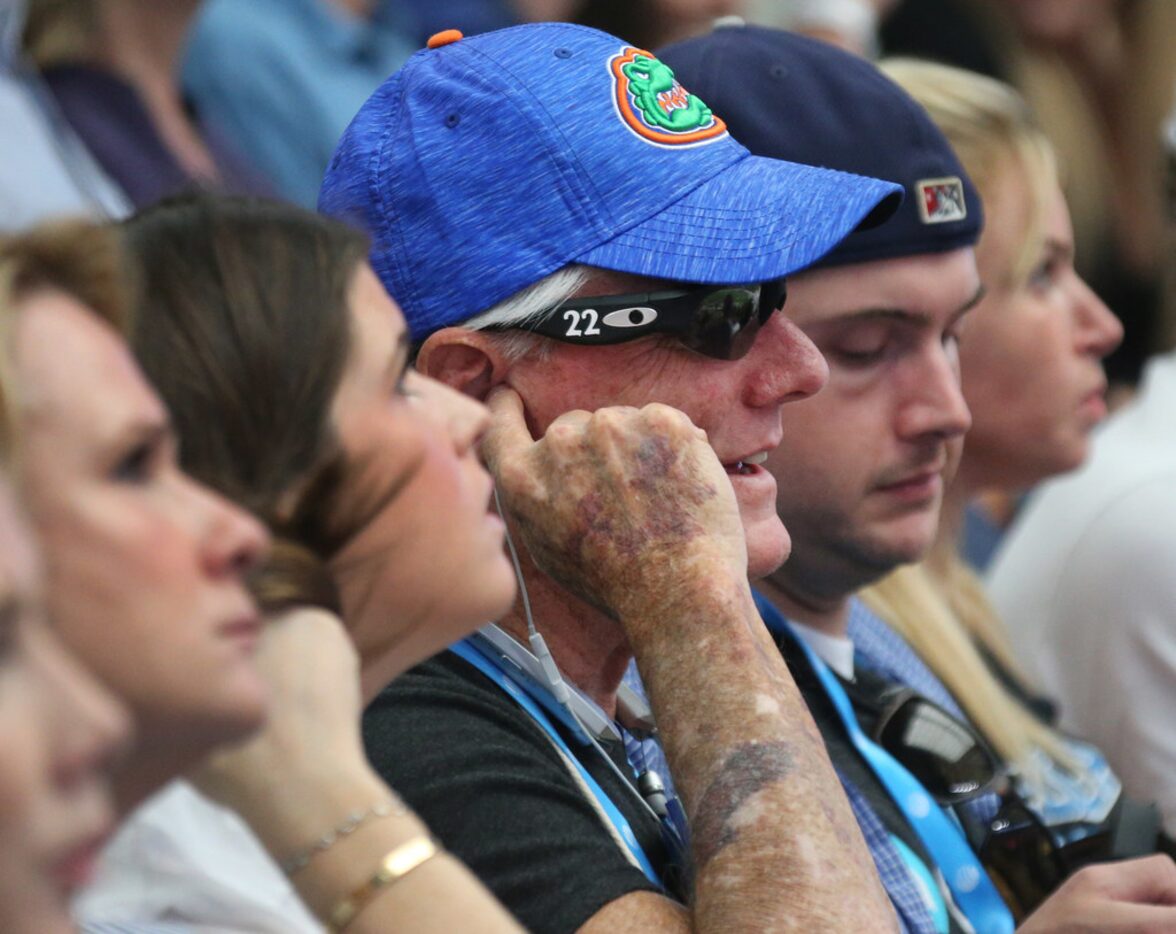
[319,22,902,342]
[659,24,983,269]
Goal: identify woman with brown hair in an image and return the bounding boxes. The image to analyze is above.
[123,193,521,705]
[66,192,532,932]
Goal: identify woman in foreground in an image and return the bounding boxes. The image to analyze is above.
[0,240,131,932]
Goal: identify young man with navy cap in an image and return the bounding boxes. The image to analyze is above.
[660,22,1176,934]
[320,20,906,934]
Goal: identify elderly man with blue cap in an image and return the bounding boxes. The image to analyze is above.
[654,21,1176,934]
[320,20,905,934]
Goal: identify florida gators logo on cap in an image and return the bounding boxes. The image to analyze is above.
[611,47,726,147]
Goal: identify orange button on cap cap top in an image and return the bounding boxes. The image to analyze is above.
[427,29,464,49]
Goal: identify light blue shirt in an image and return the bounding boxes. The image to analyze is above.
[183,0,415,207]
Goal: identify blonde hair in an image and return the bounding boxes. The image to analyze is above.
[861,555,1075,771]
[881,57,1058,287]
[861,61,1078,773]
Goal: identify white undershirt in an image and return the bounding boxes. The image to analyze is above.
[789,621,856,681]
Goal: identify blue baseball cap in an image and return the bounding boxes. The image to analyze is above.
[319,22,902,342]
[659,24,983,269]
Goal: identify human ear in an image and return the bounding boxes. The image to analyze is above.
[416,328,513,401]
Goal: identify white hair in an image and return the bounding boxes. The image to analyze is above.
[464,264,592,362]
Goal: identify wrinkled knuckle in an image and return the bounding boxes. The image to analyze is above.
[592,405,637,432]
[546,421,583,449]
[643,402,691,433]
[495,458,533,495]
[547,409,588,436]
[1062,863,1104,894]
[590,407,621,430]
[590,407,637,448]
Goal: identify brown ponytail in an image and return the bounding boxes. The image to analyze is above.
[122,194,368,613]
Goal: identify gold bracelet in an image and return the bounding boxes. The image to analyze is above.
[326,836,439,933]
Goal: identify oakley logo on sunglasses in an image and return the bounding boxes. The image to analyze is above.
[602,307,658,328]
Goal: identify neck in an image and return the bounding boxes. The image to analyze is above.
[111,732,205,816]
[495,557,632,717]
[330,549,630,711]
[93,1,200,82]
[91,0,218,180]
[757,571,851,637]
[330,554,433,707]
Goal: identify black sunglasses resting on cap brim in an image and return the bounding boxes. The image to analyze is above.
[499,279,787,361]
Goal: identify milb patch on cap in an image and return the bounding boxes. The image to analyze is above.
[917,176,967,224]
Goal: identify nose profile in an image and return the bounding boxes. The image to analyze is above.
[1072,275,1123,360]
[897,347,972,442]
[199,483,270,579]
[743,312,829,408]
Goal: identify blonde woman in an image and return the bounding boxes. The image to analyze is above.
[861,59,1137,842]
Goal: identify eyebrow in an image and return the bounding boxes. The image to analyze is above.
[823,283,986,329]
[950,283,986,325]
[386,330,411,384]
[110,418,174,458]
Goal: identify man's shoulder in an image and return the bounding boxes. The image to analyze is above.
[364,650,559,751]
[362,651,669,934]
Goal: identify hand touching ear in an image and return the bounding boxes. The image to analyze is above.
[481,386,746,622]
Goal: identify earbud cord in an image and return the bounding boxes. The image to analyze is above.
[491,484,667,829]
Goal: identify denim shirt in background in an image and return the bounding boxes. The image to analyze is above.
[183,0,417,207]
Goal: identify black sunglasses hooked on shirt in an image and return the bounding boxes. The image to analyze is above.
[843,669,1134,918]
[841,671,1007,808]
[502,279,787,361]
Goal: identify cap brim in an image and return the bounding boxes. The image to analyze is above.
[576,152,902,284]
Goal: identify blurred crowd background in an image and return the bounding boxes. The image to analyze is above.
[2,0,1173,397]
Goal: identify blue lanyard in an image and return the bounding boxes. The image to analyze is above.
[754,593,1015,934]
[449,639,661,885]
